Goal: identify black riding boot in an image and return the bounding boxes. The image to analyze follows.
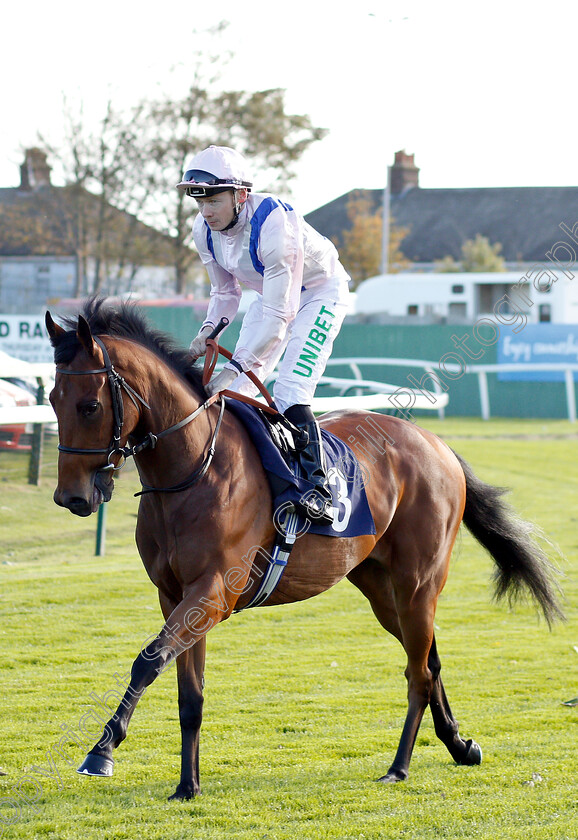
[285,405,334,525]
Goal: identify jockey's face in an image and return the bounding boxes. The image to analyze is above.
[195,189,246,231]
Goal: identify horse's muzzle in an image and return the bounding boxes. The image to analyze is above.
[54,471,114,517]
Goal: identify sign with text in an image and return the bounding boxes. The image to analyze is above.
[498,323,578,381]
[0,315,53,363]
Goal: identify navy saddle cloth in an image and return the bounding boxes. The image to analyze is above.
[225,398,376,538]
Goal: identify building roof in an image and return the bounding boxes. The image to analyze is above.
[305,153,578,265]
[0,149,176,264]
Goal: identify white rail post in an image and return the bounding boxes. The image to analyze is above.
[349,362,364,396]
[478,370,490,421]
[422,367,446,420]
[564,368,576,423]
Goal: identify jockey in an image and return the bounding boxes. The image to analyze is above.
[177,145,351,524]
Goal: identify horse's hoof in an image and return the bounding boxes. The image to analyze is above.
[168,784,200,801]
[77,753,114,777]
[460,739,483,766]
[377,769,407,784]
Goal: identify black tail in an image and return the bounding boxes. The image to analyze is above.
[453,451,565,627]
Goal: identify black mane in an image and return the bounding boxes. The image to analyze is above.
[51,298,206,394]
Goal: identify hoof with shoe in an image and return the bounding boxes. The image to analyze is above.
[168,783,200,801]
[377,769,407,784]
[77,753,114,777]
[459,738,483,766]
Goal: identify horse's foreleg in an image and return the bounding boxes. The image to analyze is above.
[155,590,207,801]
[428,636,482,766]
[76,640,166,777]
[168,639,206,800]
[77,576,226,780]
[77,628,182,777]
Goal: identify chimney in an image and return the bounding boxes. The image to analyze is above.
[390,150,419,195]
[20,148,52,190]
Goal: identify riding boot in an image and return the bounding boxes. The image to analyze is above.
[290,417,334,525]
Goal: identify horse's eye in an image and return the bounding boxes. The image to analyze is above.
[79,400,100,418]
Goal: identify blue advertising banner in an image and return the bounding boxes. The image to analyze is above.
[498,324,578,381]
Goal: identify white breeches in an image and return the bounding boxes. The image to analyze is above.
[227,278,350,413]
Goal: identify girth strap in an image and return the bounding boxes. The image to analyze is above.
[234,508,300,612]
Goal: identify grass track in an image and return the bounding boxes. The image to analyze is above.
[0,421,576,839]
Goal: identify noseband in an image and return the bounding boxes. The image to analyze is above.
[56,336,225,492]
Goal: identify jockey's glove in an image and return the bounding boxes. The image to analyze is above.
[189,324,214,361]
[205,364,239,397]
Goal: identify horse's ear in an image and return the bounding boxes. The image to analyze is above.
[45,311,65,346]
[76,315,97,357]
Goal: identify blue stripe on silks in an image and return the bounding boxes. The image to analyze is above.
[205,222,215,259]
[249,197,291,275]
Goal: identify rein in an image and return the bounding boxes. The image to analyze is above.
[56,325,297,495]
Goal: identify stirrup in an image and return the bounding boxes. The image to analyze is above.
[296,485,334,525]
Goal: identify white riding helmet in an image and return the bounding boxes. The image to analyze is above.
[176,145,253,196]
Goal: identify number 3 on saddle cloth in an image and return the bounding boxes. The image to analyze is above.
[225,398,376,611]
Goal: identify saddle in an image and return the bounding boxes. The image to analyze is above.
[200,329,375,611]
[201,331,375,539]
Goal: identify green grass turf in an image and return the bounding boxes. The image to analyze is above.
[0,423,576,839]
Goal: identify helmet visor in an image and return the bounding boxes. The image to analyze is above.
[179,169,252,189]
[183,169,225,186]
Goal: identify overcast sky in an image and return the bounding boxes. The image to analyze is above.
[2,0,577,213]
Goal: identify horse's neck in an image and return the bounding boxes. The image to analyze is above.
[110,339,206,443]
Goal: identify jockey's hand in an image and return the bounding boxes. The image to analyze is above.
[189,325,214,361]
[205,365,239,397]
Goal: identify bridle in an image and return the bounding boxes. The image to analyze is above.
[56,336,225,494]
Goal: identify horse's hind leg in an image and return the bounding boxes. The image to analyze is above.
[348,557,434,781]
[348,557,480,782]
[428,636,482,766]
[381,585,440,782]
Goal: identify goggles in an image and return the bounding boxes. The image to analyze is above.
[181,169,252,189]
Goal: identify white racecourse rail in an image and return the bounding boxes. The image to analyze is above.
[318,357,578,422]
[0,355,56,427]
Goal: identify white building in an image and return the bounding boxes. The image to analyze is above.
[354,270,578,324]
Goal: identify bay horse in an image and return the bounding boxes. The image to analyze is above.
[45,299,563,800]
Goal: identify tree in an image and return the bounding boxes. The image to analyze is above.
[461,234,506,272]
[436,234,506,272]
[434,254,461,273]
[40,99,167,296]
[146,84,327,292]
[36,23,327,297]
[388,219,412,275]
[336,192,411,288]
[44,70,327,296]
